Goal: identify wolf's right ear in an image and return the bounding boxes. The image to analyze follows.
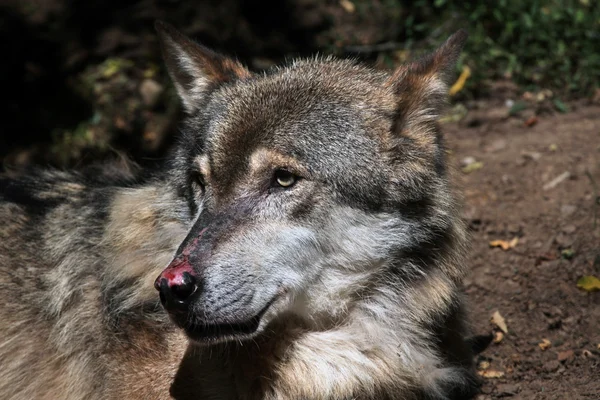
[155,21,251,113]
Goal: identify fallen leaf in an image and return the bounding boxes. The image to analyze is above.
[538,338,551,350]
[491,311,508,333]
[489,237,519,251]
[577,276,600,292]
[524,116,538,127]
[449,65,471,96]
[462,161,483,174]
[477,360,490,370]
[339,0,355,13]
[493,331,504,344]
[478,370,505,379]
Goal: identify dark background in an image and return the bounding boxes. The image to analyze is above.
[2,0,598,169]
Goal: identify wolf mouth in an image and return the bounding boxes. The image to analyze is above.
[182,297,277,342]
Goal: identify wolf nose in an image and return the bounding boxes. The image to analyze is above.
[155,268,199,310]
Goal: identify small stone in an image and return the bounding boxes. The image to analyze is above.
[544,360,560,373]
[461,156,477,167]
[139,79,164,108]
[562,224,577,234]
[547,318,562,330]
[554,233,574,248]
[493,331,504,344]
[507,224,522,234]
[487,107,510,120]
[560,204,577,218]
[521,151,542,161]
[484,139,507,153]
[496,383,520,397]
[557,350,574,363]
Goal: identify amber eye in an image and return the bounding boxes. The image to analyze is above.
[273,169,297,188]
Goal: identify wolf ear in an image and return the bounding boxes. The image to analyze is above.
[387,30,468,132]
[155,21,251,113]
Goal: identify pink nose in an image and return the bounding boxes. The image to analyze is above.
[155,258,198,310]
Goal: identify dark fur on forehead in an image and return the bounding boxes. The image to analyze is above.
[190,57,396,208]
[164,30,467,212]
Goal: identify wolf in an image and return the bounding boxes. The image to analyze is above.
[0,22,477,399]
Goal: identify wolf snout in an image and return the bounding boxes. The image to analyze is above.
[154,258,199,311]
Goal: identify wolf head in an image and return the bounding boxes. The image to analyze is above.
[153,21,468,344]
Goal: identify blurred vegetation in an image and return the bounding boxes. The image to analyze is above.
[2,0,599,169]
[396,0,600,97]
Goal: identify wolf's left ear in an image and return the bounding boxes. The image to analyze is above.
[387,30,468,132]
[155,21,251,113]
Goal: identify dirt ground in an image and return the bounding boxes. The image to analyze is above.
[445,102,600,399]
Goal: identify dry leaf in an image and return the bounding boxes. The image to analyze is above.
[493,331,504,343]
[462,161,483,173]
[490,238,519,251]
[491,311,508,333]
[577,276,600,292]
[449,65,471,96]
[339,0,355,13]
[538,338,551,350]
[489,237,518,251]
[477,360,490,370]
[478,370,505,379]
[524,116,538,127]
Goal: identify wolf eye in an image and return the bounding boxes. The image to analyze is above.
[273,169,297,188]
[191,171,206,193]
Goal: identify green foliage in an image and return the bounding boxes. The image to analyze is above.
[399,0,600,97]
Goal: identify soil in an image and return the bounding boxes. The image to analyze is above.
[446,102,600,399]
